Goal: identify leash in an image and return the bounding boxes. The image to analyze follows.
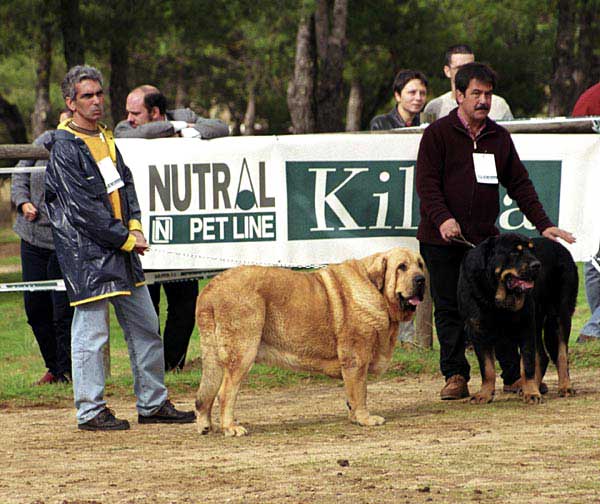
[450,233,476,249]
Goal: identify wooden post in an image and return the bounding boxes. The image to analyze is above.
[415,265,433,348]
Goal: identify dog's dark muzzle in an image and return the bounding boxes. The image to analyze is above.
[398,274,426,312]
[504,259,541,293]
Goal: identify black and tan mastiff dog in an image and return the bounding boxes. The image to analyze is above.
[458,233,578,404]
[195,247,426,436]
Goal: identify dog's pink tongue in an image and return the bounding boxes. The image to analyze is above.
[408,296,422,306]
[515,279,534,290]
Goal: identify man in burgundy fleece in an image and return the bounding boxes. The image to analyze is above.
[416,62,575,400]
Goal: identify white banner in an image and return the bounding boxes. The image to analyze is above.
[115,131,600,268]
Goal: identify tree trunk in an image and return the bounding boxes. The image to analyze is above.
[175,63,187,108]
[59,0,84,69]
[578,0,600,89]
[287,15,317,133]
[108,1,134,127]
[32,19,53,138]
[109,44,129,127]
[314,0,347,132]
[0,93,28,144]
[345,78,363,131]
[548,0,577,116]
[243,83,256,135]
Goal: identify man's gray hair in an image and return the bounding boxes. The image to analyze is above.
[61,65,104,100]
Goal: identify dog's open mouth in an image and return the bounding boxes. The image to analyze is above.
[505,274,535,293]
[398,293,423,312]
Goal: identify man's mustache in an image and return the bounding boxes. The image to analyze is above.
[475,104,490,110]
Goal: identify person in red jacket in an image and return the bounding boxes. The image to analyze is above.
[416,62,575,400]
[571,82,600,117]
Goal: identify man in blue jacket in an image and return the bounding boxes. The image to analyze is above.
[45,65,195,431]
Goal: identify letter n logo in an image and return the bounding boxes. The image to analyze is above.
[152,217,173,244]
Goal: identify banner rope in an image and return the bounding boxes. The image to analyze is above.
[145,247,327,270]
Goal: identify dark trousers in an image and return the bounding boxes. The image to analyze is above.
[148,279,199,371]
[21,239,73,376]
[419,242,520,385]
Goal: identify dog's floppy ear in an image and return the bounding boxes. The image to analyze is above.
[462,236,498,299]
[465,237,492,274]
[365,253,387,291]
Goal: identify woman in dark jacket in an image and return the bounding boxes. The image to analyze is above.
[370,69,428,130]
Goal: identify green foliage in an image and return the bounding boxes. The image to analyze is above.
[0,2,595,134]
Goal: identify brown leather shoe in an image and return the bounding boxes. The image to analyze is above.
[440,375,469,400]
[34,371,56,386]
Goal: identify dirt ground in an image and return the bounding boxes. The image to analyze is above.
[1,370,599,504]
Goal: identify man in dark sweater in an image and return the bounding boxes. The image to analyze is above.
[416,62,575,400]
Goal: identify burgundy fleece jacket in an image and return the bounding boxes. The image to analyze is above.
[416,108,554,246]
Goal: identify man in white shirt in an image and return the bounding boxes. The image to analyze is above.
[423,44,514,122]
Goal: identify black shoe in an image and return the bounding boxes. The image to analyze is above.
[78,408,130,431]
[55,372,71,384]
[138,399,196,424]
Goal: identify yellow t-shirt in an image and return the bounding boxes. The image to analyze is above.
[61,122,140,252]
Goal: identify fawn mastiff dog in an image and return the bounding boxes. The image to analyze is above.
[195,247,426,436]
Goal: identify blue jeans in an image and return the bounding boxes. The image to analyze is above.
[582,261,600,338]
[71,285,168,424]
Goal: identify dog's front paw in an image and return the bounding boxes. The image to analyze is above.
[223,424,248,437]
[558,386,576,397]
[522,392,543,404]
[469,392,494,404]
[351,412,385,426]
[358,414,385,426]
[197,422,212,435]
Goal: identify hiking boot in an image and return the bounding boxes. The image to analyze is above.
[78,408,130,431]
[504,378,548,395]
[440,375,469,400]
[138,399,196,424]
[34,371,56,386]
[577,333,598,344]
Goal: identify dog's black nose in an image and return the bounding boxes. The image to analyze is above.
[414,275,426,288]
[529,260,541,275]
